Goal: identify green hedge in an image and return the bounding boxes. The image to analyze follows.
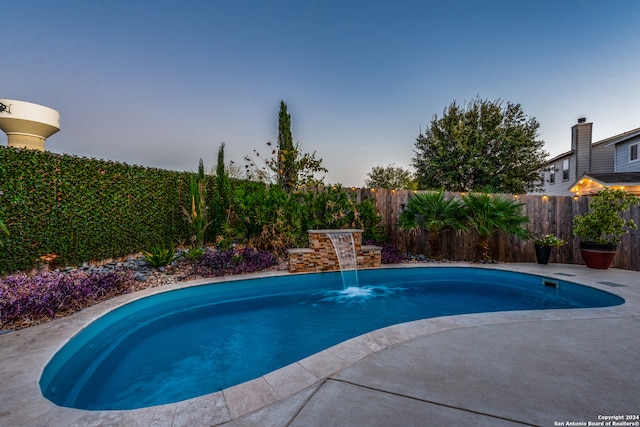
[0,147,192,273]
[0,147,383,274]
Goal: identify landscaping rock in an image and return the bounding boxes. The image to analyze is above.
[134,273,147,282]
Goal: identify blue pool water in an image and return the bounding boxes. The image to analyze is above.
[40,267,623,410]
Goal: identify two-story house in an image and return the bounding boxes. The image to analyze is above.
[540,118,640,195]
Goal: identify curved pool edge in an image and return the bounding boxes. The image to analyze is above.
[1,263,638,426]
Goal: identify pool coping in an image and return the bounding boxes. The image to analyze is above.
[1,263,639,426]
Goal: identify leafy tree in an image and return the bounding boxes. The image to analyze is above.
[244,100,327,189]
[461,191,531,260]
[397,191,467,259]
[365,163,417,190]
[413,97,548,193]
[289,143,327,188]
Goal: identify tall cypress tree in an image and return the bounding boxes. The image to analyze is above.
[277,100,297,192]
[213,142,231,239]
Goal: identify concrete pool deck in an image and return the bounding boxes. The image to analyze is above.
[1,263,638,426]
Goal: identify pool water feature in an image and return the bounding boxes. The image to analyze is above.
[40,267,624,411]
[326,231,359,289]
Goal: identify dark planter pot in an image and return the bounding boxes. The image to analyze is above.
[534,244,552,264]
[579,241,618,269]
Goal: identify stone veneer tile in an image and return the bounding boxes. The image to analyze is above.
[288,231,380,273]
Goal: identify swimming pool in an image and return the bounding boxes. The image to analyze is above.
[40,267,623,410]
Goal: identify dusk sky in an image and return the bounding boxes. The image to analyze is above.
[2,0,639,187]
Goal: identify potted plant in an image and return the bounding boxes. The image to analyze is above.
[572,188,639,269]
[532,234,567,264]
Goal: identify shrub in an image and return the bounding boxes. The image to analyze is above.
[299,186,383,241]
[142,246,176,268]
[356,198,384,242]
[532,234,567,247]
[180,247,205,261]
[379,242,407,264]
[191,247,278,277]
[225,183,302,251]
[365,240,407,264]
[573,188,640,245]
[224,184,384,252]
[0,271,133,327]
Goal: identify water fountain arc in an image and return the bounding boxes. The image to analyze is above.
[326,230,359,289]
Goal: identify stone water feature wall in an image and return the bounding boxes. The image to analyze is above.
[287,229,381,273]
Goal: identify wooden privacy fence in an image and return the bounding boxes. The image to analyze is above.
[344,188,640,271]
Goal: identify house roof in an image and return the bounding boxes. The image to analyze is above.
[546,125,640,163]
[569,172,640,195]
[603,127,640,147]
[546,150,573,163]
[584,172,640,183]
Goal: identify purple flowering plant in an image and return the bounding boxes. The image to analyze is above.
[1,271,133,328]
[364,240,407,264]
[191,247,278,277]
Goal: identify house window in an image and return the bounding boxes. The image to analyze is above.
[631,143,639,162]
[562,159,570,180]
[549,164,555,184]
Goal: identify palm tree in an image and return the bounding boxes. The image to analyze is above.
[461,191,530,260]
[397,191,467,259]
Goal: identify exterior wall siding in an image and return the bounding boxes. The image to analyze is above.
[615,135,640,172]
[541,154,574,196]
[591,143,615,173]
